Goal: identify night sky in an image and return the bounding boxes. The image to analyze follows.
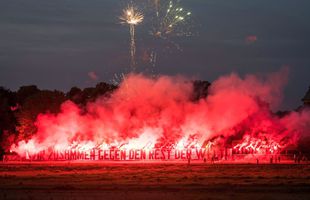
[0,0,309,110]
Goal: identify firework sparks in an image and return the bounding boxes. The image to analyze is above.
[153,0,160,16]
[120,6,144,71]
[149,0,192,69]
[111,73,126,86]
[152,0,191,39]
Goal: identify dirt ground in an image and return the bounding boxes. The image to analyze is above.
[0,162,310,200]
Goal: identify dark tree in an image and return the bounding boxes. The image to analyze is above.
[16,85,40,104]
[80,82,116,105]
[67,87,83,104]
[95,82,117,97]
[81,87,97,105]
[0,87,17,158]
[15,90,66,141]
[192,80,211,101]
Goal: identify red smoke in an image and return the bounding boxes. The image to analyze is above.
[245,35,257,44]
[10,69,310,158]
[88,71,99,81]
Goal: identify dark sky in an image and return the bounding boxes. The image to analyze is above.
[0,0,309,110]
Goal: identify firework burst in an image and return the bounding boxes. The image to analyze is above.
[151,0,191,40]
[120,5,144,71]
[148,0,192,69]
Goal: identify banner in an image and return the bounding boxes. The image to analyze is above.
[14,148,208,161]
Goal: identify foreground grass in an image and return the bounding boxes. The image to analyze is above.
[0,163,309,199]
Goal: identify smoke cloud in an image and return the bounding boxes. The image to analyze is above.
[11,69,309,157]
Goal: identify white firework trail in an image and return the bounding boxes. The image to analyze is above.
[120,5,144,71]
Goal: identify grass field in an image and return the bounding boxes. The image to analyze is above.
[0,162,310,200]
